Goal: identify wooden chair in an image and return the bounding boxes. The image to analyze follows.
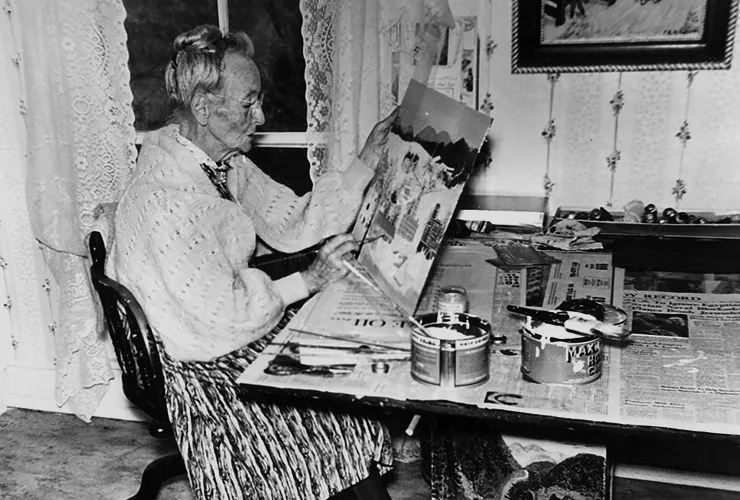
[88,231,187,500]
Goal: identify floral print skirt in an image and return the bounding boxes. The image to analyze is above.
[158,310,393,500]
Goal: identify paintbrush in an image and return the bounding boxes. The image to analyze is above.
[251,234,385,271]
[507,305,630,340]
[342,259,434,338]
[265,342,409,360]
[287,328,410,352]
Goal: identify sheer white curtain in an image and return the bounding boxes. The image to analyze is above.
[301,0,454,180]
[17,0,137,420]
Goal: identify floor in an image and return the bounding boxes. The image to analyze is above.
[0,407,427,500]
[1,407,739,500]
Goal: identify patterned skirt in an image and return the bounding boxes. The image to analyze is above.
[158,310,394,500]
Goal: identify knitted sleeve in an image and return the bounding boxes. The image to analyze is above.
[232,155,375,253]
[113,151,290,360]
[146,194,287,358]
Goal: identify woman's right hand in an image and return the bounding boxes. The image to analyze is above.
[301,234,358,295]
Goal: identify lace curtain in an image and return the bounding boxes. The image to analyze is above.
[301,0,455,180]
[18,0,137,421]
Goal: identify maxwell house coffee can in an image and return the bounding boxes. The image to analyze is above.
[520,316,602,385]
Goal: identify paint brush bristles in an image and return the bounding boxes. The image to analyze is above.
[563,316,629,340]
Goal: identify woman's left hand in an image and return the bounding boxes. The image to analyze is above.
[359,107,399,166]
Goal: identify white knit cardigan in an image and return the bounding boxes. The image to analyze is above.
[111,125,374,361]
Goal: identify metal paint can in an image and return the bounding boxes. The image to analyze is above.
[437,286,468,314]
[411,312,491,388]
[520,315,602,385]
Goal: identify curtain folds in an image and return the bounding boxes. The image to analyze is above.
[18,0,137,420]
[301,0,455,181]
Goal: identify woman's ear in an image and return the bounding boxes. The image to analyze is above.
[191,93,210,126]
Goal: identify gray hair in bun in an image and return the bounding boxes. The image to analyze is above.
[165,24,255,122]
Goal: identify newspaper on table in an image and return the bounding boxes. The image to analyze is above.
[611,269,740,434]
[239,240,613,421]
[540,251,614,308]
[237,242,740,436]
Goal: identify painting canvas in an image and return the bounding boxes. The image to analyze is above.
[430,419,611,500]
[512,0,739,73]
[542,0,707,45]
[351,78,492,315]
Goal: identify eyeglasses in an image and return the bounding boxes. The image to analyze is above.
[209,91,264,115]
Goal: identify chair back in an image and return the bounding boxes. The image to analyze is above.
[88,231,169,426]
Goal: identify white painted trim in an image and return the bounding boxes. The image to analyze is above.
[252,132,309,148]
[0,367,6,415]
[6,364,147,422]
[614,464,740,491]
[134,131,320,148]
[218,0,228,33]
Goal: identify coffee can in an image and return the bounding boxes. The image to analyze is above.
[520,315,602,385]
[411,312,490,388]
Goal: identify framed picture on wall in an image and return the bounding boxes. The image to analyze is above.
[512,0,739,73]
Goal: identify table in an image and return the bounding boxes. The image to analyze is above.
[239,238,740,478]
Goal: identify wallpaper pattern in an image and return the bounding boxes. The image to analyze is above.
[468,0,740,215]
[0,0,57,411]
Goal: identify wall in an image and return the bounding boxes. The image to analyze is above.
[0,4,142,422]
[467,0,740,216]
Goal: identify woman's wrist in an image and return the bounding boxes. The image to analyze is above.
[299,270,320,296]
[275,272,311,305]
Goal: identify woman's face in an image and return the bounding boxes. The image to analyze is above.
[207,53,265,155]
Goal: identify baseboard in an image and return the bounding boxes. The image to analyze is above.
[5,364,147,422]
[0,366,6,414]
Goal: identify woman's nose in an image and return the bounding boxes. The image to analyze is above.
[252,103,265,126]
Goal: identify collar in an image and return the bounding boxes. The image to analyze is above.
[174,131,234,184]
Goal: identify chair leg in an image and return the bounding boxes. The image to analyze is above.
[126,452,187,500]
[328,467,392,500]
[349,467,392,500]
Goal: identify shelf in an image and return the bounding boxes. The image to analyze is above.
[551,207,740,240]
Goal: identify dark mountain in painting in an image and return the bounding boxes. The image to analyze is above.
[416,125,453,147]
[391,121,481,189]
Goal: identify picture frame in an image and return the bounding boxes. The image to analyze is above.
[512,0,739,73]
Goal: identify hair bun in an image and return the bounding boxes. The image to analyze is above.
[173,24,223,53]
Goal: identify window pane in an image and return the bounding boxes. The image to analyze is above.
[123,0,307,133]
[247,148,312,196]
[229,0,307,132]
[123,0,220,131]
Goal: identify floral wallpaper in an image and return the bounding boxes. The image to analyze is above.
[467,0,740,216]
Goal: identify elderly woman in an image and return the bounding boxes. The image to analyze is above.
[112,25,396,500]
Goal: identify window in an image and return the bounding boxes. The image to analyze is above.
[123,0,311,193]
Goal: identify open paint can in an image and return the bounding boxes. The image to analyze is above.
[411,312,491,388]
[519,299,627,385]
[520,315,602,385]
